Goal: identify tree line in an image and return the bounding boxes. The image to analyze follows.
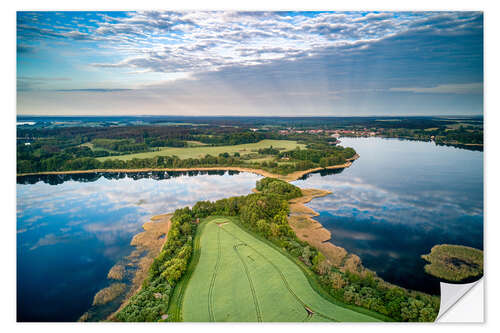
[17,140,358,176]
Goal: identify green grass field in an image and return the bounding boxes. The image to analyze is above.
[97,139,305,162]
[179,217,382,322]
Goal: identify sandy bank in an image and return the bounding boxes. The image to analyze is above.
[288,188,367,274]
[105,214,172,321]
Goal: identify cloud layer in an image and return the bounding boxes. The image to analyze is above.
[17,11,483,115]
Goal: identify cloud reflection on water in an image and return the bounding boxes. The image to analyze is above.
[18,172,261,250]
[16,171,261,321]
[293,137,483,294]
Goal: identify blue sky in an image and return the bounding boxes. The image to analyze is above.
[16,11,483,116]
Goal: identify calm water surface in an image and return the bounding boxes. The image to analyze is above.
[17,139,483,321]
[293,137,483,294]
[17,171,261,322]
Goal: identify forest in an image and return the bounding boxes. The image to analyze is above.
[381,125,483,147]
[17,126,355,175]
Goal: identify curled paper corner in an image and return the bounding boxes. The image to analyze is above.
[435,278,484,323]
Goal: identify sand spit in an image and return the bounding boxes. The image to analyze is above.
[288,188,366,274]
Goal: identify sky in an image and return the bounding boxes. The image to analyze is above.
[16,11,483,116]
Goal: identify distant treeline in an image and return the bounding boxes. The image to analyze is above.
[381,126,483,149]
[18,125,277,148]
[18,115,483,130]
[115,178,438,322]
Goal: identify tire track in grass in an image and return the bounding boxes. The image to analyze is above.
[233,243,263,322]
[208,226,222,322]
[220,225,339,322]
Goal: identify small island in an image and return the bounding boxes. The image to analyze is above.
[421,244,483,282]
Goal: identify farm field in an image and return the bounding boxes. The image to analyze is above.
[180,217,381,322]
[97,139,305,161]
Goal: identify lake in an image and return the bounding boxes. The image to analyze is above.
[292,137,483,294]
[16,170,261,322]
[17,138,484,321]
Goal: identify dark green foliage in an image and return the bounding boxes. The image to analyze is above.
[92,138,149,153]
[255,177,302,200]
[277,144,354,170]
[240,193,288,227]
[258,146,280,155]
[116,211,197,321]
[321,269,439,322]
[196,131,268,146]
[145,137,186,148]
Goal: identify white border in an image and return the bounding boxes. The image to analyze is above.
[3,1,498,332]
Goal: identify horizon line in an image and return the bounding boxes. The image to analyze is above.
[17,114,484,118]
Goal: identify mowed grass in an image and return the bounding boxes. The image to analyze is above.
[181,217,381,322]
[97,139,305,162]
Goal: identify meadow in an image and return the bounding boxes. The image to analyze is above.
[97,140,305,162]
[179,217,381,322]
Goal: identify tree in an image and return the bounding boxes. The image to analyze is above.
[256,219,270,235]
[301,246,313,266]
[401,298,425,322]
[312,252,329,275]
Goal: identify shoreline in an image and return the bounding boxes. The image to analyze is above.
[16,154,359,182]
[80,214,172,322]
[111,214,172,320]
[288,189,417,295]
[288,189,367,273]
[375,135,483,151]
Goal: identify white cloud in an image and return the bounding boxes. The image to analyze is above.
[27,11,477,75]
